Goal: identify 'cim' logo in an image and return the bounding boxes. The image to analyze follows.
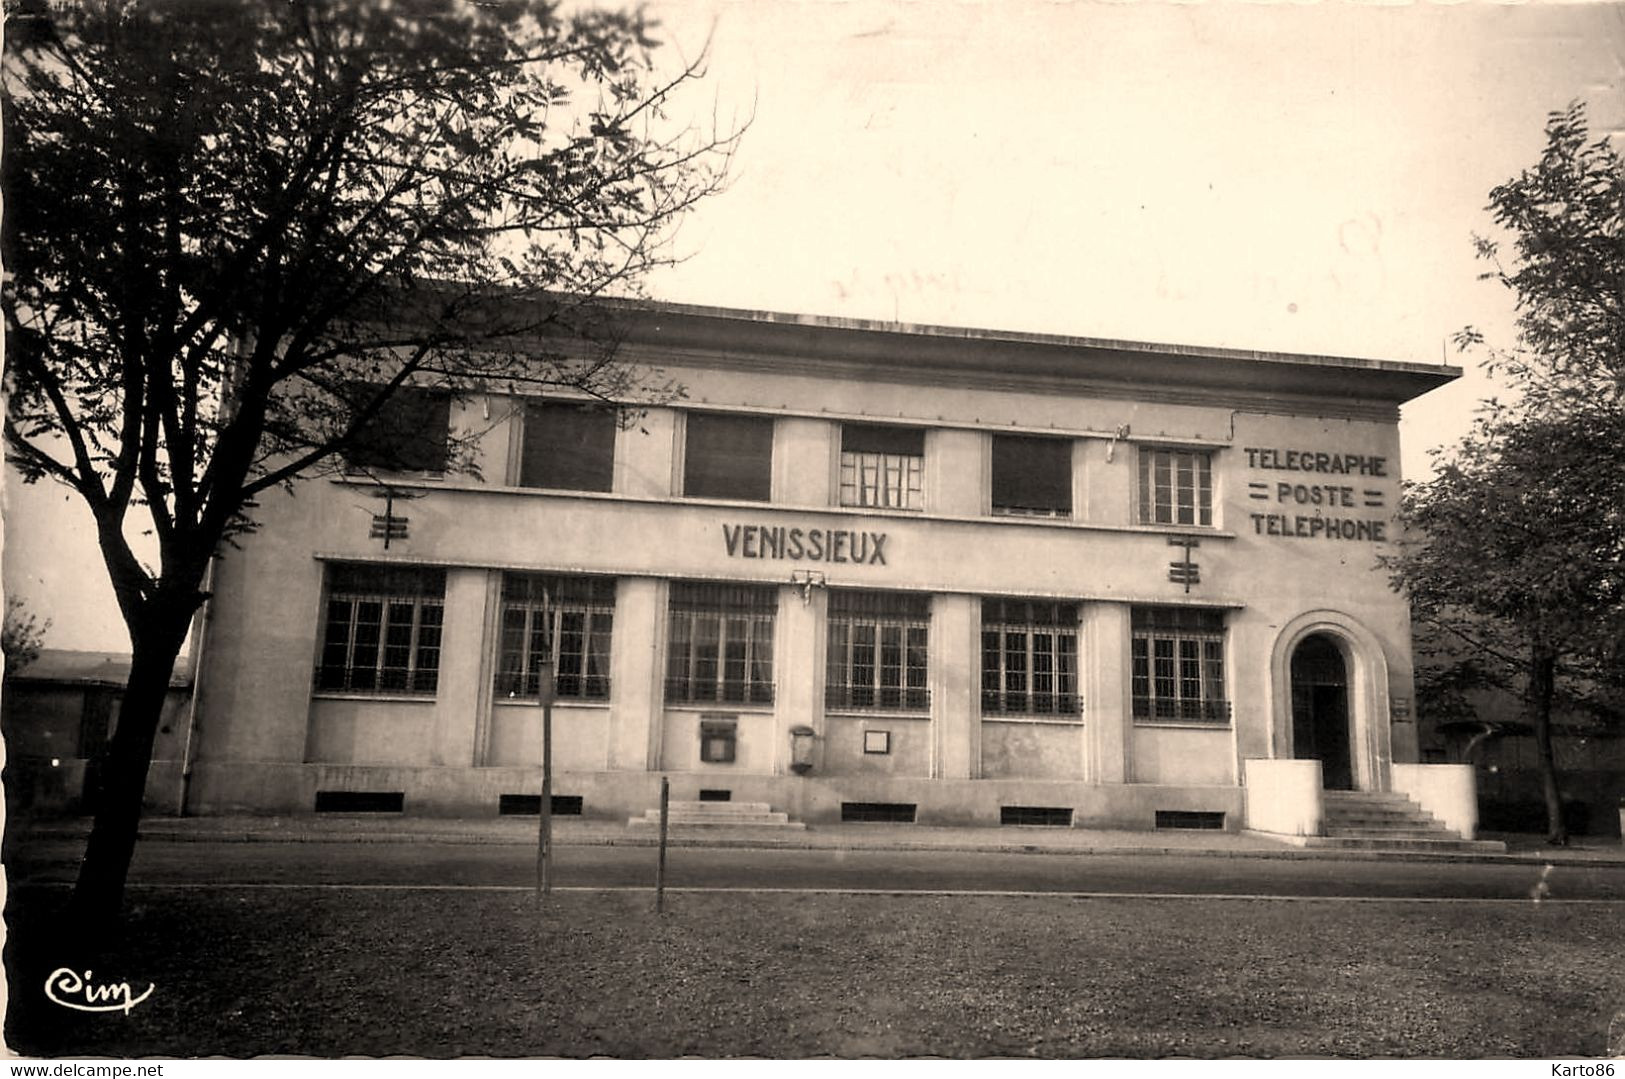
[45,968,154,1015]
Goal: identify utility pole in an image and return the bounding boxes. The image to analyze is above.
[534,658,555,902]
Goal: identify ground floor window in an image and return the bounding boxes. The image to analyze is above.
[316,564,445,693]
[666,582,777,704]
[826,590,930,711]
[981,599,1080,717]
[495,574,615,701]
[1130,607,1228,722]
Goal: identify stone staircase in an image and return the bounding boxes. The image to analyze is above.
[1292,791,1506,853]
[627,800,806,830]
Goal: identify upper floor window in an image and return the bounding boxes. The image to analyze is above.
[981,599,1080,718]
[992,434,1071,518]
[1130,607,1228,723]
[1138,447,1213,527]
[345,386,450,473]
[495,574,615,701]
[840,424,924,510]
[665,582,776,704]
[316,563,445,694]
[683,412,773,501]
[519,401,616,492]
[826,590,930,712]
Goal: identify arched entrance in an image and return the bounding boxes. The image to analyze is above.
[1291,633,1352,789]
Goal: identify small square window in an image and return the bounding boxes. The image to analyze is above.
[684,413,774,501]
[992,435,1071,518]
[519,401,616,491]
[841,424,925,510]
[863,729,891,755]
[344,387,450,473]
[1138,447,1213,527]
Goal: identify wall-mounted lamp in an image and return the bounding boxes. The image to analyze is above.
[1105,423,1131,463]
[790,570,827,605]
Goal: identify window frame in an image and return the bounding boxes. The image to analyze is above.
[1130,607,1230,724]
[991,434,1073,518]
[494,574,616,702]
[665,582,777,705]
[315,564,446,695]
[980,599,1081,719]
[825,590,931,713]
[681,411,775,502]
[1137,446,1214,528]
[839,424,926,511]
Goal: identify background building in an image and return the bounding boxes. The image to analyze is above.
[178,301,1470,834]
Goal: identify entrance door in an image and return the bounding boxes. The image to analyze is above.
[1290,634,1353,790]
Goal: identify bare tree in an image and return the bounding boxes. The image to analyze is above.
[2,0,740,923]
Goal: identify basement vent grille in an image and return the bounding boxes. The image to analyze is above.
[841,801,917,823]
[498,794,584,816]
[315,791,404,814]
[698,789,732,802]
[1001,806,1073,827]
[1154,810,1225,830]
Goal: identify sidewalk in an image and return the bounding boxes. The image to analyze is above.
[17,813,1625,866]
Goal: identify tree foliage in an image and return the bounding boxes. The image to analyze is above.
[1458,101,1625,415]
[1388,103,1625,843]
[2,595,51,676]
[1,0,738,921]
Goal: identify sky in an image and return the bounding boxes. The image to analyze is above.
[5,0,1623,653]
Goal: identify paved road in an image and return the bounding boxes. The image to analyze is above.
[11,838,1625,900]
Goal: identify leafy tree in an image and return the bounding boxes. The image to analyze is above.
[2,0,738,922]
[1389,103,1625,844]
[1459,102,1624,417]
[2,595,51,676]
[1393,411,1625,843]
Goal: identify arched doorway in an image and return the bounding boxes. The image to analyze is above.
[1291,633,1352,789]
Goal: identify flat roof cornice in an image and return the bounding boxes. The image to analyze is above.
[594,297,1459,406]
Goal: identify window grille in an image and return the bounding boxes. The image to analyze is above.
[519,401,616,492]
[1138,447,1213,527]
[495,574,615,700]
[666,582,777,704]
[840,424,925,510]
[826,590,930,712]
[683,412,774,501]
[316,564,445,693]
[981,599,1080,717]
[991,435,1072,517]
[1130,606,1229,722]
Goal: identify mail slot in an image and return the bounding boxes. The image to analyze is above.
[700,715,737,764]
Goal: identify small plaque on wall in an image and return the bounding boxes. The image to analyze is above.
[1391,697,1412,720]
[863,730,891,755]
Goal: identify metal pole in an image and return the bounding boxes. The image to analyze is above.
[655,775,670,914]
[535,658,555,902]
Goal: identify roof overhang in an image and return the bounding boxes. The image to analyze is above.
[593,299,1459,407]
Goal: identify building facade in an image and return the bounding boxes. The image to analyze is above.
[185,301,1470,832]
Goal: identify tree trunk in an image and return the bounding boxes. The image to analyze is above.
[69,615,191,926]
[1527,642,1567,846]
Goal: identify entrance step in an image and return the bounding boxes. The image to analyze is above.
[1306,790,1506,854]
[627,800,806,830]
[1294,835,1509,854]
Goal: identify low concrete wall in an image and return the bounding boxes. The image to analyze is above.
[1242,758,1323,836]
[182,760,1244,829]
[1392,762,1478,839]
